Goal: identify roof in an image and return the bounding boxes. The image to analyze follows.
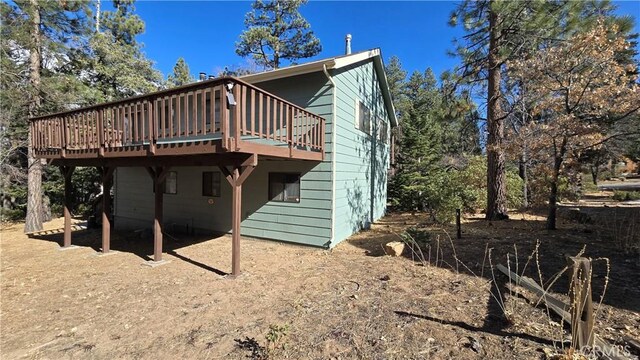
[240,49,398,127]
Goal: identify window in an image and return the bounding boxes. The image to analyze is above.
[269,173,300,203]
[378,117,389,144]
[164,171,178,194]
[202,171,221,197]
[355,100,371,134]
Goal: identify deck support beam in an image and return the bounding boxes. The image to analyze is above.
[146,166,171,262]
[59,165,75,248]
[99,166,116,253]
[219,153,257,277]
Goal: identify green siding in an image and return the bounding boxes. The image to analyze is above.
[330,59,391,245]
[113,60,392,248]
[114,71,334,248]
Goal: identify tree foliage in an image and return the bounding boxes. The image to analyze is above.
[167,57,194,87]
[386,59,485,222]
[236,0,321,69]
[508,21,640,229]
[87,0,162,101]
[1,0,161,223]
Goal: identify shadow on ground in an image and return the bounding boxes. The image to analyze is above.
[29,225,229,276]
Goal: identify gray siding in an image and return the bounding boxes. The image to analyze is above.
[114,71,335,247]
[330,59,391,245]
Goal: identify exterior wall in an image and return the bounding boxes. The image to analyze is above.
[113,62,392,248]
[330,59,391,245]
[114,71,334,247]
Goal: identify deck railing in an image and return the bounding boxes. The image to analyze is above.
[30,76,325,158]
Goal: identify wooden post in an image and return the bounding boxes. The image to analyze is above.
[219,155,256,277]
[569,257,594,350]
[154,174,163,262]
[231,167,241,274]
[146,166,169,263]
[60,166,75,248]
[456,209,461,239]
[100,167,115,253]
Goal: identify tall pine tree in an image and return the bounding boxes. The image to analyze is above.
[1,0,90,230]
[236,0,321,69]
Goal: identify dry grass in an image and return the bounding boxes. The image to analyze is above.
[1,210,639,359]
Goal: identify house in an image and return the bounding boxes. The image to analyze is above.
[29,47,397,276]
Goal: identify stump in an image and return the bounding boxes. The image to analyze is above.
[568,257,594,350]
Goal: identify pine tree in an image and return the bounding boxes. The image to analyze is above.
[449,0,589,220]
[167,57,194,87]
[1,0,89,230]
[236,0,321,69]
[88,0,161,101]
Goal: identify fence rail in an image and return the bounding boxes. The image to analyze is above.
[30,77,325,158]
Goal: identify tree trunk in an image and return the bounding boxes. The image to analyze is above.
[519,152,529,209]
[24,0,43,233]
[485,1,508,220]
[546,173,559,230]
[95,0,101,32]
[547,137,568,230]
[547,154,564,230]
[590,166,598,185]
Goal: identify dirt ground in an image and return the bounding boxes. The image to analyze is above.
[1,202,639,359]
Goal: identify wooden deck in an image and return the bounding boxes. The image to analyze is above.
[29,76,327,277]
[30,76,325,164]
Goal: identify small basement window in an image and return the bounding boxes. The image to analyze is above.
[202,171,221,197]
[269,173,301,203]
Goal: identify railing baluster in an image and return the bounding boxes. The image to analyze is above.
[278,101,283,142]
[106,108,112,147]
[169,96,175,139]
[241,85,247,135]
[142,102,147,142]
[209,88,216,135]
[72,114,77,149]
[134,103,139,143]
[178,94,185,137]
[258,92,263,139]
[265,95,271,140]
[287,105,293,153]
[160,96,167,139]
[85,113,90,148]
[304,113,308,147]
[233,83,241,149]
[86,113,91,148]
[249,88,255,137]
[220,84,228,149]
[91,111,95,148]
[92,111,97,148]
[313,117,316,149]
[200,90,206,136]
[127,104,132,144]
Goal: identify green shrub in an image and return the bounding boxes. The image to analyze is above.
[613,190,640,201]
[388,155,524,223]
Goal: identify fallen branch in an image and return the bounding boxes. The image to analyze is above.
[496,264,629,360]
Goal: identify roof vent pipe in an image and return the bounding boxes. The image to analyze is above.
[345,34,352,55]
[199,72,206,81]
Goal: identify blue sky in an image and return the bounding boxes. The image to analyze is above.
[131,1,640,80]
